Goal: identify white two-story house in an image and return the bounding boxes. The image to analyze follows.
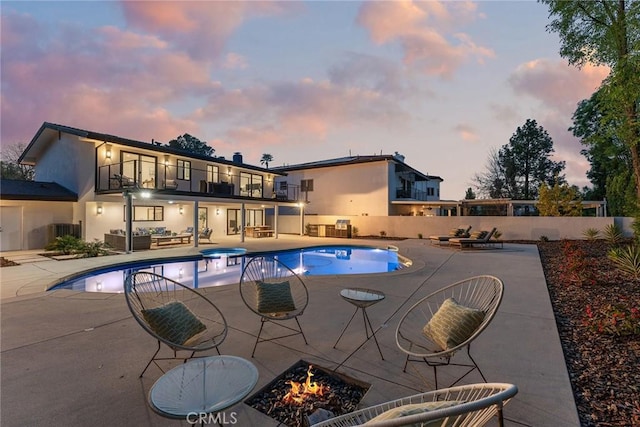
[3,122,298,250]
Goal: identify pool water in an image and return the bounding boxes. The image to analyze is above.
[51,245,406,293]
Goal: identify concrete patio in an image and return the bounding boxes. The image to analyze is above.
[0,235,580,426]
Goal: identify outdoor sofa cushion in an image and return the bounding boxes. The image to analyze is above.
[363,400,464,425]
[423,297,485,350]
[256,280,296,314]
[142,301,207,345]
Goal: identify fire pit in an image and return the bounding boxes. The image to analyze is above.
[245,359,371,427]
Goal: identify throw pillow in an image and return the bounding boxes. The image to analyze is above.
[448,228,459,237]
[423,298,485,351]
[256,280,296,314]
[364,400,463,426]
[142,301,207,345]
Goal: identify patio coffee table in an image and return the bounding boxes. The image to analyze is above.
[333,288,385,360]
[149,355,258,421]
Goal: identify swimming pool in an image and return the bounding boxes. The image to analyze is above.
[51,245,408,293]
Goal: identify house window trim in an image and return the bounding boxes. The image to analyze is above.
[177,159,191,181]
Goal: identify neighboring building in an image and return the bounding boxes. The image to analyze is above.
[272,154,443,217]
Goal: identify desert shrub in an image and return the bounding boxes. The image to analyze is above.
[417,233,423,239]
[304,223,312,236]
[584,303,640,336]
[603,223,624,245]
[539,235,549,242]
[79,240,111,258]
[45,235,84,255]
[582,228,600,241]
[560,240,597,286]
[632,217,640,242]
[607,244,640,279]
[351,226,359,237]
[379,230,387,237]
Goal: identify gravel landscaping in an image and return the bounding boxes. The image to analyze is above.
[538,240,640,427]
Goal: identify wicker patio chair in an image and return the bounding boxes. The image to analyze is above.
[310,382,518,427]
[395,275,504,389]
[239,255,309,357]
[124,272,228,377]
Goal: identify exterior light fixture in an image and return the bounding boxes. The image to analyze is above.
[96,205,103,215]
[105,144,112,159]
[164,154,170,166]
[179,206,184,215]
[216,208,220,215]
[96,281,103,292]
[178,268,184,278]
[139,191,151,199]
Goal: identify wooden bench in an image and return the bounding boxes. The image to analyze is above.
[254,229,274,238]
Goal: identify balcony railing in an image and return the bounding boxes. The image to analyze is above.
[396,187,430,201]
[97,161,286,201]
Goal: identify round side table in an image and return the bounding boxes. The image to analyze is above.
[149,355,259,421]
[333,288,385,360]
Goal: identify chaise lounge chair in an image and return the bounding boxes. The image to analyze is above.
[429,225,472,246]
[449,228,498,250]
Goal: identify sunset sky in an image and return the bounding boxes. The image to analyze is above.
[1,1,609,199]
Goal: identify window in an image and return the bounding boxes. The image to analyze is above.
[124,205,164,221]
[301,179,314,192]
[121,152,156,188]
[207,165,219,183]
[177,160,191,180]
[279,181,288,190]
[427,188,435,196]
[240,172,263,197]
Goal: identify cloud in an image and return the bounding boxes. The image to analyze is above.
[120,1,300,60]
[0,10,216,144]
[357,0,494,78]
[454,124,479,142]
[195,77,409,148]
[223,53,248,70]
[509,59,609,115]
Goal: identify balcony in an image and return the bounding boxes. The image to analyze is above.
[395,187,429,201]
[96,161,286,201]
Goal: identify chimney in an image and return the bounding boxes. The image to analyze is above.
[232,152,243,164]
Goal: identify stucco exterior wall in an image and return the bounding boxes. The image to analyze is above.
[273,214,622,241]
[282,162,391,216]
[0,200,75,250]
[34,134,96,197]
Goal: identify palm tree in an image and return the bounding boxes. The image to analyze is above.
[260,153,274,169]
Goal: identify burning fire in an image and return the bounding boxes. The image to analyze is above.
[282,365,329,404]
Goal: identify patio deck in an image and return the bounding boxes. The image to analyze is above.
[0,235,580,426]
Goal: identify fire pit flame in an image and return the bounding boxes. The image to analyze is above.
[282,365,329,405]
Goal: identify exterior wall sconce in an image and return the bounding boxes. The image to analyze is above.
[96,205,103,215]
[96,281,103,292]
[105,144,112,159]
[179,206,184,215]
[178,268,184,278]
[227,167,232,177]
[216,208,220,215]
[164,154,170,166]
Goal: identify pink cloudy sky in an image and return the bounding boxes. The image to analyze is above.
[1,1,609,199]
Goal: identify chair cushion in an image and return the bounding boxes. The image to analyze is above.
[142,301,207,346]
[364,400,463,425]
[470,230,488,240]
[256,280,296,314]
[423,297,485,350]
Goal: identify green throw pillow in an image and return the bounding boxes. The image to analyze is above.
[363,400,464,426]
[142,301,207,346]
[256,280,296,314]
[423,298,485,351]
